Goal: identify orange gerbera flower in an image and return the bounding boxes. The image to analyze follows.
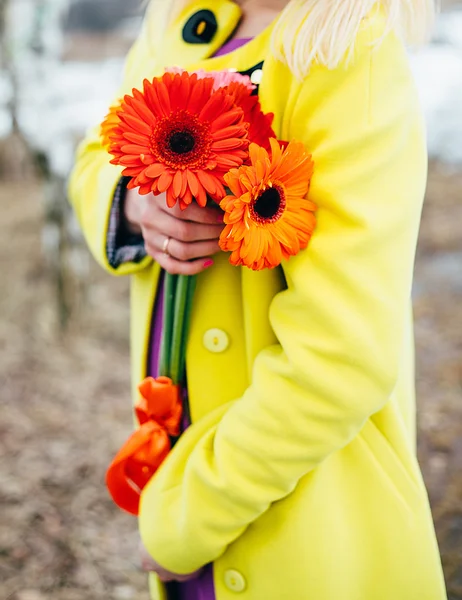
[100,101,122,148]
[106,72,250,209]
[106,376,182,516]
[219,138,316,271]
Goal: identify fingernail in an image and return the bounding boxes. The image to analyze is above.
[203,259,214,269]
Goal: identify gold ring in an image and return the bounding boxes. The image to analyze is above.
[162,236,171,256]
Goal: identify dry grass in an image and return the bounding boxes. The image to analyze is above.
[415,164,462,599]
[0,181,149,600]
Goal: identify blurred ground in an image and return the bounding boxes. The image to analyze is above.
[0,179,149,600]
[0,165,461,600]
[415,163,462,598]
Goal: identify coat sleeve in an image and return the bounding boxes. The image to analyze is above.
[67,4,163,275]
[138,17,427,574]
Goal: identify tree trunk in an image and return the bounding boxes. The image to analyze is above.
[0,0,35,180]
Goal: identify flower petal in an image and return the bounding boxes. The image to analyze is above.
[145,163,165,178]
[173,170,184,198]
[158,171,174,193]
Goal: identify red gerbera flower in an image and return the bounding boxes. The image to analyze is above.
[107,72,250,209]
[226,81,276,152]
[166,69,276,151]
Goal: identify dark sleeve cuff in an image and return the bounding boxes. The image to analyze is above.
[106,177,147,269]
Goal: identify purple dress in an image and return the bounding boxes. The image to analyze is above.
[147,274,217,600]
[146,37,252,600]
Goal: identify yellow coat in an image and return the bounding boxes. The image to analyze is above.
[69,1,447,598]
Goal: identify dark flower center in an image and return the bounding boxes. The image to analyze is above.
[253,187,281,218]
[151,111,212,169]
[251,186,286,224]
[169,131,196,154]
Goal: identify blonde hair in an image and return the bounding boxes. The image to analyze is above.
[152,0,437,78]
[273,0,437,78]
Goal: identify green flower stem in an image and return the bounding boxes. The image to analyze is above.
[159,271,177,378]
[169,274,192,385]
[178,274,197,385]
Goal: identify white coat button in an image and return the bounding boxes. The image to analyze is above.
[224,569,246,593]
[250,68,263,85]
[203,328,230,353]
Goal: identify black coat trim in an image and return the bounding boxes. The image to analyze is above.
[182,10,218,44]
[240,61,264,96]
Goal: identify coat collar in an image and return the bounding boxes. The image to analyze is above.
[139,0,278,86]
[151,0,243,70]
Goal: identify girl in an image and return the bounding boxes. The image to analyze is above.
[69,1,448,599]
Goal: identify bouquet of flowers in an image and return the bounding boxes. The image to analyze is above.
[100,69,316,515]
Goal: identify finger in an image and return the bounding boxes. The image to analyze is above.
[157,571,203,583]
[141,557,159,572]
[168,238,220,262]
[160,199,224,225]
[157,574,176,583]
[143,210,223,243]
[174,573,203,582]
[150,250,214,276]
[147,234,220,261]
[140,559,176,580]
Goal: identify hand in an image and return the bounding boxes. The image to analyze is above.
[140,541,203,583]
[124,187,224,275]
